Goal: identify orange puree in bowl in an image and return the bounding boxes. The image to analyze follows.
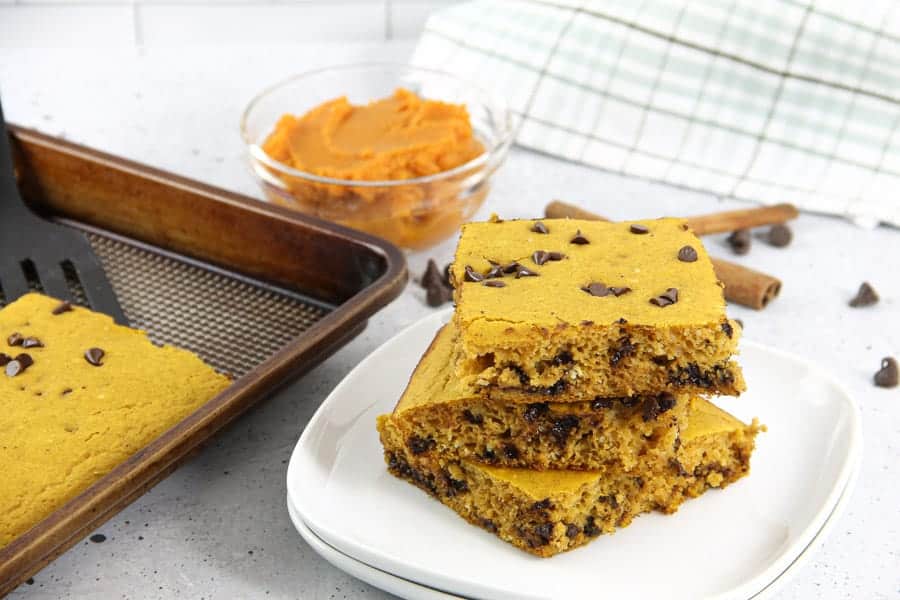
[258,88,491,250]
[262,88,484,181]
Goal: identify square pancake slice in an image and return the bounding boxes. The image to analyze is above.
[381,397,762,557]
[0,294,230,548]
[377,324,690,472]
[449,217,745,399]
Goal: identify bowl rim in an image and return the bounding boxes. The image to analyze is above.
[240,62,515,188]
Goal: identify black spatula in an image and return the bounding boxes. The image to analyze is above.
[0,98,127,324]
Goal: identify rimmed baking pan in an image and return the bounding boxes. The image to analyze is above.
[0,126,408,595]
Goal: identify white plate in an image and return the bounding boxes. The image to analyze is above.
[287,309,862,600]
[287,494,462,600]
[288,476,856,600]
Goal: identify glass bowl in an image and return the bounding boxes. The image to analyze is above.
[241,63,514,250]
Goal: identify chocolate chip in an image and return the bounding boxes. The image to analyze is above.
[874,357,898,388]
[480,519,498,533]
[464,265,484,282]
[549,415,579,447]
[721,321,733,338]
[582,282,608,297]
[510,364,529,385]
[482,448,496,461]
[485,260,504,279]
[5,353,33,377]
[445,475,469,497]
[583,516,600,537]
[570,230,590,245]
[532,498,553,511]
[503,444,519,459]
[420,259,443,290]
[621,396,641,407]
[849,282,879,308]
[650,288,679,307]
[89,534,106,543]
[532,250,564,265]
[483,280,506,288]
[669,362,735,388]
[669,458,689,476]
[629,224,649,234]
[591,398,614,410]
[532,250,550,265]
[543,379,568,396]
[7,333,23,346]
[62,388,73,396]
[609,286,631,297]
[423,260,453,306]
[503,261,521,274]
[52,301,73,315]
[565,524,580,539]
[763,224,792,247]
[22,337,43,349]
[84,347,105,366]
[531,221,549,234]
[408,435,435,455]
[599,494,618,508]
[727,229,751,255]
[387,453,439,495]
[523,402,549,422]
[443,263,452,287]
[677,245,698,262]
[462,409,484,425]
[652,355,673,366]
[642,393,677,422]
[553,351,573,365]
[610,336,636,367]
[0,353,10,366]
[533,523,554,545]
[426,281,452,307]
[515,266,539,278]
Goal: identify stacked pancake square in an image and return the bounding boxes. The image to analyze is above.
[377,218,761,557]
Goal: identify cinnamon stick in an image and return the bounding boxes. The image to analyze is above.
[543,201,782,310]
[545,200,798,235]
[707,259,781,309]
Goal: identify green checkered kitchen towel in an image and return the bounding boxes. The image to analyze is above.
[411,0,900,228]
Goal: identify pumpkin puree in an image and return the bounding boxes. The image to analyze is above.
[263,87,483,181]
[260,88,488,249]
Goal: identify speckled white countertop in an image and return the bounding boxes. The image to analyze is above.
[1,41,898,600]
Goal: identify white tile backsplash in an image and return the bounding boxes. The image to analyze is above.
[0,6,135,47]
[0,0,454,47]
[389,0,457,39]
[138,3,387,45]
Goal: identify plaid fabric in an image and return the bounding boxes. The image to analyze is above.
[411,0,900,227]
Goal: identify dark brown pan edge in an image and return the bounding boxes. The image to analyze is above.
[9,125,399,304]
[0,126,409,596]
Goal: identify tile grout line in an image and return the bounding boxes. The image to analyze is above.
[132,0,143,48]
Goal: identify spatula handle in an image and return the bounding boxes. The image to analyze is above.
[0,98,32,218]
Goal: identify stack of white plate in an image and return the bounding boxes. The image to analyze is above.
[286,310,861,600]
